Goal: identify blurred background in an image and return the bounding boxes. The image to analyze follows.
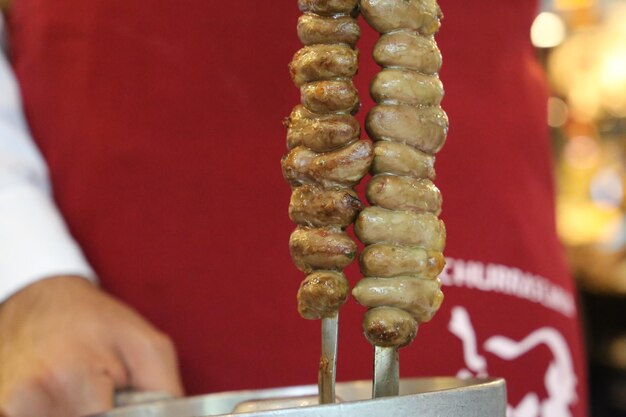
[533,0,626,414]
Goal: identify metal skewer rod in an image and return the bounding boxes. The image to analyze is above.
[318,313,339,404]
[373,346,399,398]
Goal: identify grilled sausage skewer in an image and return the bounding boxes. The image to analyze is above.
[287,0,368,322]
[356,0,446,399]
[284,0,368,404]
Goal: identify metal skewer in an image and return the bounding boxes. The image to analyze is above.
[373,346,399,398]
[318,313,339,404]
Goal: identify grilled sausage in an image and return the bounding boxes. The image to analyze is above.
[360,244,445,278]
[301,79,360,114]
[371,69,443,107]
[290,44,359,86]
[371,141,435,179]
[355,206,446,250]
[360,0,442,35]
[297,14,360,47]
[282,140,374,188]
[285,105,360,152]
[373,31,442,74]
[289,227,357,273]
[363,307,417,347]
[366,104,448,154]
[353,277,443,322]
[366,175,441,214]
[289,184,363,228]
[298,271,350,319]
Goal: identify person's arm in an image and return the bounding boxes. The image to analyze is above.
[0,31,97,301]
[0,14,183,417]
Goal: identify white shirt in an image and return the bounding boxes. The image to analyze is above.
[0,14,95,302]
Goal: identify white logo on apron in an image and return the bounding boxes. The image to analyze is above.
[448,306,577,417]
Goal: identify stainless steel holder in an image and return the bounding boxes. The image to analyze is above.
[91,377,507,417]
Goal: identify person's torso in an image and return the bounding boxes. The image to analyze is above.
[9,1,588,415]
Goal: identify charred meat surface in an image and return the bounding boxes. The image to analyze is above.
[289,185,363,228]
[298,271,350,319]
[363,307,418,348]
[282,140,374,188]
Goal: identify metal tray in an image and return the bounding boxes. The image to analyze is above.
[90,377,506,417]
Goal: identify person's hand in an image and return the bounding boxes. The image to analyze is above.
[0,276,183,417]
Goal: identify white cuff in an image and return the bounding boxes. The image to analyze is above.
[0,183,97,302]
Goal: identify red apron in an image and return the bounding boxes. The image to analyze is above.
[8,1,588,415]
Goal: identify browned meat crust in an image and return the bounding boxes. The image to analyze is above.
[285,105,360,152]
[289,227,358,273]
[297,14,360,47]
[301,79,360,114]
[282,140,374,188]
[363,307,417,347]
[289,44,359,86]
[289,185,363,228]
[298,271,349,319]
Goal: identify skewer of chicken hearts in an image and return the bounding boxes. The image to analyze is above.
[282,0,373,404]
[354,0,447,398]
